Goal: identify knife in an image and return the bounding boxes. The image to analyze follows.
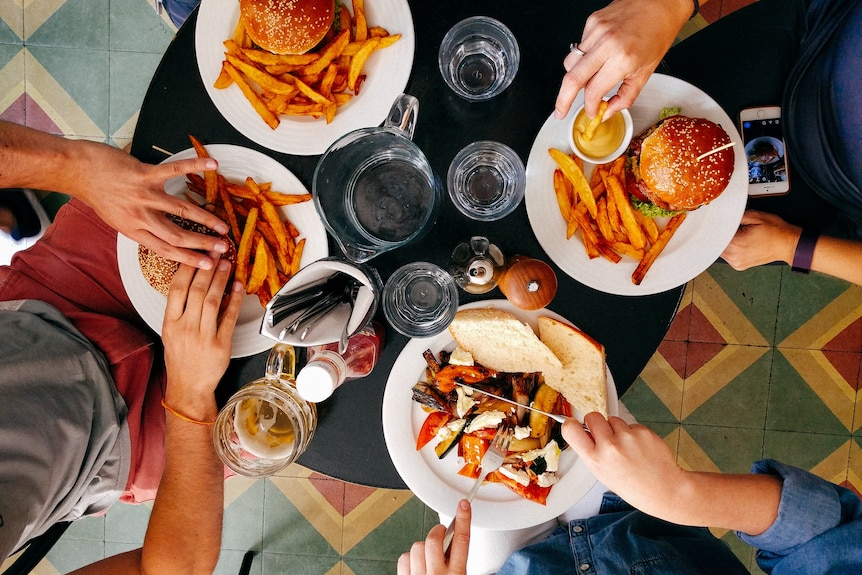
[456,382,569,424]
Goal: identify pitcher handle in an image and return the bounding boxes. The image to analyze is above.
[265,343,297,382]
[384,93,419,140]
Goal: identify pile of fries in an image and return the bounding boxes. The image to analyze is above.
[187,136,310,306]
[548,148,687,285]
[214,0,400,127]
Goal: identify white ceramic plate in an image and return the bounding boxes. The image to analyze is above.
[117,144,329,358]
[524,74,748,296]
[382,300,618,530]
[195,0,415,156]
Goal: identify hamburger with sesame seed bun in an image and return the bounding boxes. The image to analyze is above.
[626,115,734,216]
[138,215,237,296]
[239,0,335,55]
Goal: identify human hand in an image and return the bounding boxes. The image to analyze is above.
[74,141,231,269]
[721,210,801,270]
[397,499,471,575]
[554,0,691,119]
[563,412,687,519]
[162,256,243,419]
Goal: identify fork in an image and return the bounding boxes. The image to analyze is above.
[441,426,513,553]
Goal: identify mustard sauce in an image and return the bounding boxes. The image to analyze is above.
[573,110,626,159]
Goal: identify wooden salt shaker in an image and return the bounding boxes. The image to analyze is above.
[497,255,557,310]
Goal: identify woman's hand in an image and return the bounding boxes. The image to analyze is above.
[397,499,471,575]
[563,413,687,519]
[721,209,800,270]
[554,0,691,119]
[161,256,243,420]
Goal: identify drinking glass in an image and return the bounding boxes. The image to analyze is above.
[447,141,525,221]
[382,262,459,338]
[438,16,520,101]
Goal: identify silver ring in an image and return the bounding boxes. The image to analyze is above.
[570,43,586,57]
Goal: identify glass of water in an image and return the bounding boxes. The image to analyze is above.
[438,16,520,101]
[382,262,459,338]
[447,141,526,221]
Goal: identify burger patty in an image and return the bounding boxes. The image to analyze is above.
[138,215,237,296]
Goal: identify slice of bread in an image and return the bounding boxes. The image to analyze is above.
[537,316,608,416]
[447,308,563,379]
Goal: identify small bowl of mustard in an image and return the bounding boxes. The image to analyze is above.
[568,102,633,165]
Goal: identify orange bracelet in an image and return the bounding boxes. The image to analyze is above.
[161,398,216,425]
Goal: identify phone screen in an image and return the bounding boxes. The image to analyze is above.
[740,116,788,185]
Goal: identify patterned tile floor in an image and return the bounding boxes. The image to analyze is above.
[3,1,860,574]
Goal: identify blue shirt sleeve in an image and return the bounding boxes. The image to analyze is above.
[737,459,862,573]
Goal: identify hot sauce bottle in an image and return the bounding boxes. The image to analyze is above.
[295,322,383,402]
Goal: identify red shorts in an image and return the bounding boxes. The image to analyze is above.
[0,199,165,503]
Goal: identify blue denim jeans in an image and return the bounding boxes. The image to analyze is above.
[161,0,199,28]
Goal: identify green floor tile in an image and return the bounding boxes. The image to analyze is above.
[109,0,175,53]
[104,501,150,544]
[766,353,848,434]
[623,377,681,423]
[345,495,428,561]
[64,514,105,541]
[0,6,22,42]
[215,549,260,575]
[45,537,105,573]
[718,530,756,573]
[347,557,400,575]
[0,42,20,68]
[109,50,162,136]
[262,480,339,558]
[683,350,771,429]
[683,425,764,474]
[26,0,109,49]
[27,45,110,135]
[763,430,850,473]
[776,272,857,343]
[223,479,266,551]
[704,262,782,345]
[261,552,339,575]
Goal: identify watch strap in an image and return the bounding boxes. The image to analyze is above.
[791,228,819,274]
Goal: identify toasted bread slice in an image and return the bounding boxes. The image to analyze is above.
[447,308,563,378]
[537,316,608,416]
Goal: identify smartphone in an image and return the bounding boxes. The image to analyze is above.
[738,106,790,196]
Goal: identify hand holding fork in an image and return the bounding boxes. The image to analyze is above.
[442,426,513,553]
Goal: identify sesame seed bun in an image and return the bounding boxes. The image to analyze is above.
[628,115,734,212]
[239,0,335,55]
[138,216,237,296]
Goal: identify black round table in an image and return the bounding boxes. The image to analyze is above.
[131,0,683,489]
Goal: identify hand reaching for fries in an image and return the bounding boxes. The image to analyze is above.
[554,0,691,120]
[549,147,686,285]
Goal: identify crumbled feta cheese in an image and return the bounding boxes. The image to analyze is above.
[455,387,476,418]
[464,410,506,434]
[448,347,475,366]
[536,472,559,488]
[499,464,531,486]
[520,440,561,473]
[436,419,466,441]
[513,426,531,440]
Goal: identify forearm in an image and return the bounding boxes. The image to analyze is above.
[0,121,95,194]
[141,390,223,574]
[808,235,862,286]
[658,471,782,535]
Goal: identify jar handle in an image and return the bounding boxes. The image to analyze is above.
[265,343,297,382]
[384,93,419,140]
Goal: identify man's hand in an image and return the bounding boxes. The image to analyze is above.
[397,499,471,575]
[554,0,691,120]
[76,143,232,270]
[721,209,800,270]
[162,256,243,420]
[563,413,687,519]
